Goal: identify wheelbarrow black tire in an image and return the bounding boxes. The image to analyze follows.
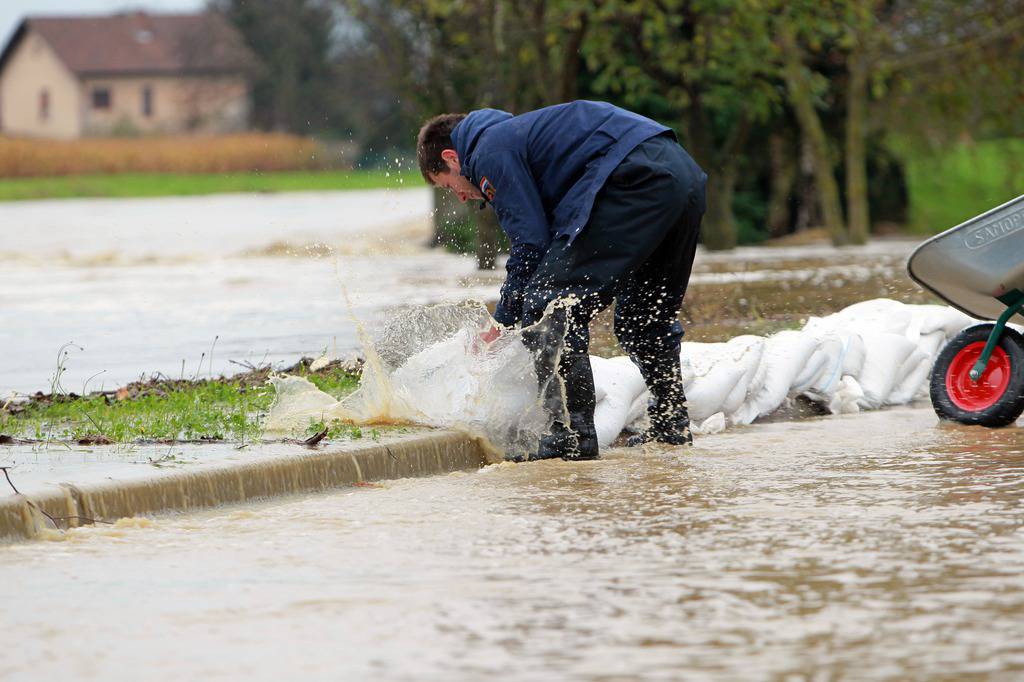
[930,324,1024,427]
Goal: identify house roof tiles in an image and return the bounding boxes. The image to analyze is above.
[0,11,256,77]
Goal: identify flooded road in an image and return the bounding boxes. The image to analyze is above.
[0,182,924,398]
[0,188,499,396]
[3,406,1023,680]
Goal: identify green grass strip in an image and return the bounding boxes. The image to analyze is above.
[0,169,424,202]
[0,366,360,444]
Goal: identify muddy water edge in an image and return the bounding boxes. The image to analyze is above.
[2,407,1023,680]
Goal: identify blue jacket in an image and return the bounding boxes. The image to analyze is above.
[450,100,671,325]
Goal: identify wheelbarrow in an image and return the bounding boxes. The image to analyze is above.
[908,193,1024,427]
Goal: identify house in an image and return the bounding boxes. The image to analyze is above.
[0,11,257,139]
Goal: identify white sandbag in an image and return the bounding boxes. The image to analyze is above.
[625,392,650,433]
[591,355,647,447]
[681,336,764,422]
[821,298,915,336]
[266,297,975,456]
[912,304,974,338]
[720,337,766,417]
[800,324,866,382]
[828,376,864,414]
[731,330,817,424]
[886,349,932,405]
[854,331,919,408]
[801,333,846,396]
[388,327,540,428]
[683,364,746,423]
[915,330,947,366]
[692,412,726,435]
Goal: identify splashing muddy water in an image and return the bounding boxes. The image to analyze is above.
[2,407,1023,680]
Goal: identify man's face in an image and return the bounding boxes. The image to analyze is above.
[429,149,483,204]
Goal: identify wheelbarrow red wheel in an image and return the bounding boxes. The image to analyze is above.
[930,324,1024,427]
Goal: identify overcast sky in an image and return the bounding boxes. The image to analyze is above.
[1,0,204,49]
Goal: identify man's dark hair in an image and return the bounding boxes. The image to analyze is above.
[417,113,467,183]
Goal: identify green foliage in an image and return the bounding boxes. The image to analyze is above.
[733,190,769,244]
[214,0,340,134]
[902,138,1024,233]
[0,169,421,202]
[217,0,1023,244]
[581,0,786,249]
[304,419,380,441]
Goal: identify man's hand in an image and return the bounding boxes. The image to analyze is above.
[479,325,502,344]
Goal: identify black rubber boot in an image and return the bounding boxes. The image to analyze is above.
[534,353,600,461]
[509,309,569,462]
[626,353,693,447]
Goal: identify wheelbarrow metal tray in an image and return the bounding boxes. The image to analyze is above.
[908,193,1024,322]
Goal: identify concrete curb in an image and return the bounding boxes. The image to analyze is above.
[0,430,487,542]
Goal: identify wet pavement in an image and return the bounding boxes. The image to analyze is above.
[2,406,1022,681]
[0,426,423,499]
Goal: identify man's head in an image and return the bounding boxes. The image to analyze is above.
[417,113,483,203]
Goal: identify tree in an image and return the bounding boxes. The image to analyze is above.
[583,0,781,250]
[768,0,1024,244]
[774,9,848,244]
[345,0,590,266]
[212,0,339,134]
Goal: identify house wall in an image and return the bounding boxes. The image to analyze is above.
[80,75,250,136]
[0,30,82,139]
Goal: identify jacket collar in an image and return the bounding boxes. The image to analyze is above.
[451,108,513,180]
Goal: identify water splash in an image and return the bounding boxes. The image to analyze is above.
[265,299,571,460]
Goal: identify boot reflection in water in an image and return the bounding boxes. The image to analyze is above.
[417,102,706,460]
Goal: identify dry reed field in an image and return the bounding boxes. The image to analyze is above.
[0,134,324,177]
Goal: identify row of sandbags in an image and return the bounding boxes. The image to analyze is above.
[590,298,975,446]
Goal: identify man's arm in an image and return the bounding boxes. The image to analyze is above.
[473,150,551,327]
[494,242,544,326]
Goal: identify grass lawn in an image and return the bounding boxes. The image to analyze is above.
[0,362,361,444]
[903,138,1024,233]
[0,168,423,201]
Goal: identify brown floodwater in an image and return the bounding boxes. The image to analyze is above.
[2,406,1023,680]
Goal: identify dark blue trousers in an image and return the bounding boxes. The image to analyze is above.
[520,133,706,368]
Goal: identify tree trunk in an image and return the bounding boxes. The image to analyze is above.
[703,166,737,251]
[780,24,847,245]
[794,136,820,232]
[767,132,796,238]
[845,50,870,245]
[559,12,587,101]
[685,94,739,251]
[475,207,500,269]
[431,186,466,248]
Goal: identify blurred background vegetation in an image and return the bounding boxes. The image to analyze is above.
[216,0,1024,251]
[5,0,1024,254]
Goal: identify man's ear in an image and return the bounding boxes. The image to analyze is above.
[440,149,461,173]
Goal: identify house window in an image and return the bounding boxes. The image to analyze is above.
[38,89,50,121]
[91,87,111,110]
[142,86,154,117]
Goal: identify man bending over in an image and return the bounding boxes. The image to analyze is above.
[417,100,706,461]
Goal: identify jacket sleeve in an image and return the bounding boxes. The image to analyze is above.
[493,242,544,326]
[473,150,551,326]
